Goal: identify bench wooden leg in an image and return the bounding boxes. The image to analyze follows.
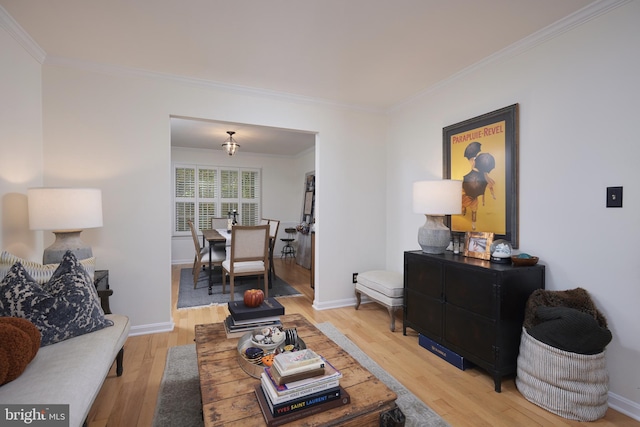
[116,347,124,376]
[355,290,362,309]
[387,307,401,332]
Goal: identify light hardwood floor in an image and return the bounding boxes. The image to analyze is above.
[87,259,638,426]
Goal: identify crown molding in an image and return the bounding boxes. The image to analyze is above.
[44,55,384,115]
[0,5,46,63]
[389,0,632,113]
[2,0,630,115]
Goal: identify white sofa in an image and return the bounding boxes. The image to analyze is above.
[0,314,130,427]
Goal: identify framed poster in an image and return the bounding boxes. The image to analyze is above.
[443,104,519,248]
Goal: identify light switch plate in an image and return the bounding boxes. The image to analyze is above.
[606,186,623,208]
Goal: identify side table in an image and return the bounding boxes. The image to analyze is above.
[94,269,124,376]
[94,270,112,314]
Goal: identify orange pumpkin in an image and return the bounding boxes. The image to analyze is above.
[244,289,264,308]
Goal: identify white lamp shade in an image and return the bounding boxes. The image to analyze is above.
[28,188,103,231]
[412,180,462,215]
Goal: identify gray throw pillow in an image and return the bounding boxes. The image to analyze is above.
[0,251,113,346]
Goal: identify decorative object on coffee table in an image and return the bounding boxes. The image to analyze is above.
[244,289,265,307]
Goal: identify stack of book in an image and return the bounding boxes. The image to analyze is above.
[255,349,350,426]
[224,297,285,338]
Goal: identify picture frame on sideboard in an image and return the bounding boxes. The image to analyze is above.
[464,231,494,260]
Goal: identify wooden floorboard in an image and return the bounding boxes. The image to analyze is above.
[87,258,639,426]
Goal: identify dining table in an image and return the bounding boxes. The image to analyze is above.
[201,227,276,295]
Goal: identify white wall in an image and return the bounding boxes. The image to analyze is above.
[38,62,387,333]
[170,146,315,262]
[386,1,640,417]
[0,22,43,260]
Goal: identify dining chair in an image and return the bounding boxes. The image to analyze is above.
[266,219,280,280]
[188,220,226,288]
[209,217,229,249]
[221,225,270,301]
[211,217,228,230]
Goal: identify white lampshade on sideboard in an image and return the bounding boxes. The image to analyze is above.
[412,180,462,254]
[27,188,103,264]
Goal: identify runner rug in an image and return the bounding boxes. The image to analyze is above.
[152,322,449,427]
[177,267,301,309]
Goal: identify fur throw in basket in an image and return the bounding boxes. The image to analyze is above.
[523,287,611,355]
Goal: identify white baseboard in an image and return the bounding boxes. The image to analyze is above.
[312,297,356,311]
[608,392,640,421]
[128,321,174,336]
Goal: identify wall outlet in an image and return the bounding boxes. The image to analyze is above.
[352,273,358,283]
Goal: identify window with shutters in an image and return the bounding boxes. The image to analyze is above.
[173,164,261,235]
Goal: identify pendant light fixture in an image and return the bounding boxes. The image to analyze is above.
[221,131,240,156]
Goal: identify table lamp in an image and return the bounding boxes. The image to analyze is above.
[27,188,103,264]
[412,180,462,254]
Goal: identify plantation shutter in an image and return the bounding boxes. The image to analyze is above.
[173,164,260,235]
[198,168,217,231]
[241,170,260,225]
[220,169,238,199]
[174,166,195,232]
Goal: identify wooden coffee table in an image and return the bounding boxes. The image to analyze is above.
[195,313,398,426]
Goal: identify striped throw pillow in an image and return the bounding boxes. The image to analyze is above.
[0,251,96,285]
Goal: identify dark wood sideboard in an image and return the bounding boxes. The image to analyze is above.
[403,251,545,392]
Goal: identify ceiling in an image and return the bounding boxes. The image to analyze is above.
[1,0,598,155]
[170,117,316,156]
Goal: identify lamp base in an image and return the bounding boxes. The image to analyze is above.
[43,230,93,264]
[417,215,451,255]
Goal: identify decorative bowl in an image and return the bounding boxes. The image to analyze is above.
[511,255,539,266]
[249,326,286,351]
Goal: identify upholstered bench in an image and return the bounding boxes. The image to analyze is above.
[355,270,403,332]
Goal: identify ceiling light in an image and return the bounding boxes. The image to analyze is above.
[221,131,240,156]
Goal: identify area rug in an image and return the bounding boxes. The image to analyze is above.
[177,267,302,309]
[152,323,449,427]
[316,322,449,426]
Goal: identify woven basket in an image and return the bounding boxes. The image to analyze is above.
[516,328,609,421]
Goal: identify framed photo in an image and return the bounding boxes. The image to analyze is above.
[301,171,315,224]
[443,104,519,248]
[464,231,494,260]
[303,191,314,215]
